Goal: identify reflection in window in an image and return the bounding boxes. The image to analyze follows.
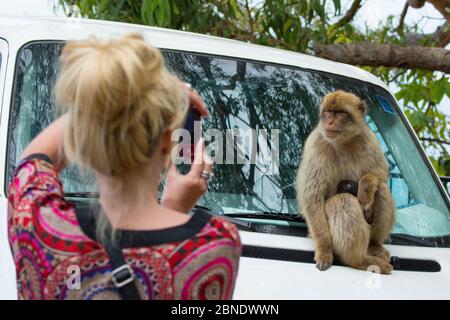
[163,52,424,214]
[367,117,414,208]
[8,43,450,241]
[8,43,96,193]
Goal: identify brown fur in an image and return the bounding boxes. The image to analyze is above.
[296,90,396,274]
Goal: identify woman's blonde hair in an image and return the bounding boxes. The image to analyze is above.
[54,33,188,217]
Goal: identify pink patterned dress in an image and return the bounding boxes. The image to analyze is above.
[8,154,242,300]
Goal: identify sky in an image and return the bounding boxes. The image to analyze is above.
[0,0,448,115]
[348,0,443,33]
[0,0,443,32]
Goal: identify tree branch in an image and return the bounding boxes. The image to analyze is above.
[313,42,450,73]
[397,2,410,33]
[244,0,255,40]
[388,69,408,83]
[405,23,450,47]
[67,0,76,17]
[408,0,426,9]
[335,0,363,28]
[420,137,450,146]
[426,0,450,24]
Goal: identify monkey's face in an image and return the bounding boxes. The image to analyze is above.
[319,91,366,143]
[321,108,349,136]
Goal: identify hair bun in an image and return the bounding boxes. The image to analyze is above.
[55,33,188,177]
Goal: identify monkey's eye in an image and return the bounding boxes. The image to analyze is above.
[335,110,349,117]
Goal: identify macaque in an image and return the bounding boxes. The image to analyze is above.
[296,90,396,274]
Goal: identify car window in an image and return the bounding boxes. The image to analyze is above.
[7,41,450,246]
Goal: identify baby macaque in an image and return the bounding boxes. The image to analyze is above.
[297,90,396,274]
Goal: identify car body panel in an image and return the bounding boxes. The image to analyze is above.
[0,38,16,299]
[0,16,449,300]
[235,231,450,299]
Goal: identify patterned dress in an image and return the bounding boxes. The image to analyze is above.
[8,155,242,300]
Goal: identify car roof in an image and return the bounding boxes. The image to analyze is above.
[0,15,390,91]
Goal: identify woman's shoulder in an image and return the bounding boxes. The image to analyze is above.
[203,214,241,246]
[168,212,242,299]
[161,210,241,260]
[8,155,61,206]
[178,209,242,250]
[8,155,98,253]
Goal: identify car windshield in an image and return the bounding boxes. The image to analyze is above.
[7,41,450,245]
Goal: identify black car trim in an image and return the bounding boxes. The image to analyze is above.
[242,245,441,272]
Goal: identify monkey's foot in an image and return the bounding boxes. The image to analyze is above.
[370,260,393,275]
[353,256,393,274]
[368,244,390,263]
[377,260,393,275]
[315,251,334,271]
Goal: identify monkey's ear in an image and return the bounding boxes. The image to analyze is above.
[358,101,367,114]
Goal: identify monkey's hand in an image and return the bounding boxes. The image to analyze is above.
[357,174,378,223]
[363,207,374,224]
[315,250,334,271]
[359,194,374,224]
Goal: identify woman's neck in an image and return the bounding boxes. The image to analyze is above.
[99,194,157,229]
[98,192,190,231]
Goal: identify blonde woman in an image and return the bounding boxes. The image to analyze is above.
[8,34,241,300]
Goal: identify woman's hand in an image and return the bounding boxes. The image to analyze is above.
[161,80,211,213]
[177,79,208,117]
[161,141,213,213]
[186,85,208,117]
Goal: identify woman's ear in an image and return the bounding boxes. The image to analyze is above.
[160,129,173,156]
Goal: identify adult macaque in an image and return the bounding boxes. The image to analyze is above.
[296,90,396,274]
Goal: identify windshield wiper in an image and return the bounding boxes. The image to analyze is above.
[222,212,305,223]
[65,192,99,199]
[190,206,253,230]
[389,234,448,247]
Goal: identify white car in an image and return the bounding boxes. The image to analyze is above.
[0,16,449,300]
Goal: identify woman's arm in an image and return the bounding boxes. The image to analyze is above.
[20,114,68,172]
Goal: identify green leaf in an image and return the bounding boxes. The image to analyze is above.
[333,0,341,14]
[172,1,179,15]
[327,24,337,39]
[430,78,448,104]
[230,0,241,16]
[141,0,152,25]
[155,0,165,26]
[163,0,171,26]
[112,0,126,16]
[283,19,292,33]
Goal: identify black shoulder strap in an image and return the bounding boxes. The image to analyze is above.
[102,238,142,300]
[74,203,141,300]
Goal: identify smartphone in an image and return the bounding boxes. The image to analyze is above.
[179,108,202,162]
